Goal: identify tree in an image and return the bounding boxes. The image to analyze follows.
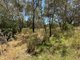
[0,0,26,38]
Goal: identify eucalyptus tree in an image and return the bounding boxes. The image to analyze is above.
[26,0,43,32]
[0,0,25,35]
[44,0,57,36]
[72,0,80,26]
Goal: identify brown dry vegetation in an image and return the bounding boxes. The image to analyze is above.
[0,27,80,60]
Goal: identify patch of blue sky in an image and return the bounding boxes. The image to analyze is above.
[42,0,45,10]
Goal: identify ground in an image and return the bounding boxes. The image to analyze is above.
[0,27,80,60]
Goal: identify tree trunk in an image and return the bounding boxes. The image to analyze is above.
[49,18,52,37]
[32,0,35,32]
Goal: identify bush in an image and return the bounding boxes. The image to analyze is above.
[26,33,39,55]
[26,33,50,55]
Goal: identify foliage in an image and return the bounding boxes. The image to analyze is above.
[0,0,80,60]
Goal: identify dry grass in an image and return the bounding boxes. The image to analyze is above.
[0,27,80,60]
[0,40,28,60]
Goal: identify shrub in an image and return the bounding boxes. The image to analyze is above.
[26,33,39,55]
